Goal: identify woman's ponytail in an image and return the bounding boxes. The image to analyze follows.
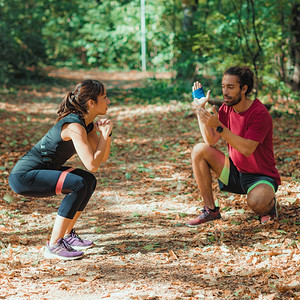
[56,80,104,122]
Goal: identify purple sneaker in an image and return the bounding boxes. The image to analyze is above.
[260,198,278,224]
[186,206,221,226]
[64,229,94,250]
[44,238,84,260]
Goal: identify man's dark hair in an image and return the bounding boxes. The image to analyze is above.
[224,66,254,96]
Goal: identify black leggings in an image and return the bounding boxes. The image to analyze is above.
[9,167,96,219]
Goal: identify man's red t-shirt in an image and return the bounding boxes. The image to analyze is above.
[218,99,281,185]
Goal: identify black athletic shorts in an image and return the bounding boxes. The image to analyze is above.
[218,158,278,195]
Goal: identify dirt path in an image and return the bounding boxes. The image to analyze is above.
[48,68,173,89]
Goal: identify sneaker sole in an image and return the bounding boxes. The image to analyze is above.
[260,198,279,224]
[44,248,84,260]
[185,217,221,227]
[260,215,272,224]
[71,244,94,250]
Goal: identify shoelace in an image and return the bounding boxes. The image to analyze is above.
[61,238,75,252]
[199,206,210,219]
[71,230,83,242]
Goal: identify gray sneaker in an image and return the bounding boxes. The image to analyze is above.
[44,238,84,260]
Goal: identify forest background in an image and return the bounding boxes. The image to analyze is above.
[1,0,299,100]
[0,0,299,299]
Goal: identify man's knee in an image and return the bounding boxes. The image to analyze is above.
[191,143,212,161]
[247,184,275,214]
[247,196,262,212]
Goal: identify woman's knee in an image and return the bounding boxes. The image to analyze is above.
[71,177,88,194]
[75,170,96,189]
[83,172,97,193]
[88,172,97,187]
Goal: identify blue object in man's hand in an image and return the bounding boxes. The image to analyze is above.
[192,87,205,99]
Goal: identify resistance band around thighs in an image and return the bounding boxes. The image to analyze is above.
[55,168,75,195]
[218,156,230,186]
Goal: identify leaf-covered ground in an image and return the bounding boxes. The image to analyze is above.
[0,70,299,299]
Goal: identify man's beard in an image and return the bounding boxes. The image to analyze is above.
[223,91,242,107]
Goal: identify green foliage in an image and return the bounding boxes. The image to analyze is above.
[189,0,299,96]
[0,0,299,101]
[110,78,193,105]
[0,0,48,83]
[42,0,176,71]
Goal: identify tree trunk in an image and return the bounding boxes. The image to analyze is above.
[175,0,198,79]
[182,0,198,32]
[290,3,300,90]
